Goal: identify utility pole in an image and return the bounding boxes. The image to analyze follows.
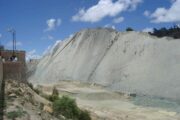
[7,28,16,56]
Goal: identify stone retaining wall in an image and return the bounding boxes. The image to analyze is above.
[3,61,25,81]
[0,60,3,88]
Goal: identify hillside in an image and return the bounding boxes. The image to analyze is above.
[29,28,180,100]
[4,80,60,120]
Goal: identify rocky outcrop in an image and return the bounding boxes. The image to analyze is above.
[29,28,180,100]
[4,80,61,120]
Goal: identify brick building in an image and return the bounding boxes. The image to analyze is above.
[0,50,25,64]
[0,47,26,81]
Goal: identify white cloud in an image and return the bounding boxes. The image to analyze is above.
[113,17,124,23]
[42,34,74,57]
[41,35,55,40]
[0,34,2,38]
[150,0,180,23]
[142,28,154,33]
[177,24,180,27]
[104,24,116,29]
[43,45,52,56]
[47,35,54,40]
[56,19,62,26]
[6,41,23,47]
[171,0,176,3]
[72,0,142,23]
[43,40,62,55]
[26,49,41,60]
[68,34,74,39]
[112,25,116,30]
[144,10,150,17]
[129,0,143,11]
[45,18,62,31]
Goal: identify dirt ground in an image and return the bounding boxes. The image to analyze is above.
[39,80,180,120]
[5,79,180,120]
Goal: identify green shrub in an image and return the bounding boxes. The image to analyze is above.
[34,88,40,94]
[7,109,26,119]
[7,111,20,119]
[40,93,58,102]
[42,87,59,102]
[53,96,80,119]
[27,82,33,89]
[52,96,91,120]
[48,95,59,102]
[79,110,91,120]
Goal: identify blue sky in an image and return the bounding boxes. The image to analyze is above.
[0,0,179,59]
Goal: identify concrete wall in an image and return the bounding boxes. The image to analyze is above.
[0,60,3,90]
[3,62,25,81]
[0,50,26,81]
[0,61,2,81]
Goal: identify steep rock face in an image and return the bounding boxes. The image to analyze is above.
[29,28,180,100]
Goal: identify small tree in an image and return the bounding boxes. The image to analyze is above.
[52,87,59,96]
[126,27,134,31]
[48,87,59,102]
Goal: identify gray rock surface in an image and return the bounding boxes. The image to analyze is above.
[29,28,180,100]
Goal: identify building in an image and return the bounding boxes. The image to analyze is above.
[0,46,26,81]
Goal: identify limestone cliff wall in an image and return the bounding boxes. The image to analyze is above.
[29,28,180,100]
